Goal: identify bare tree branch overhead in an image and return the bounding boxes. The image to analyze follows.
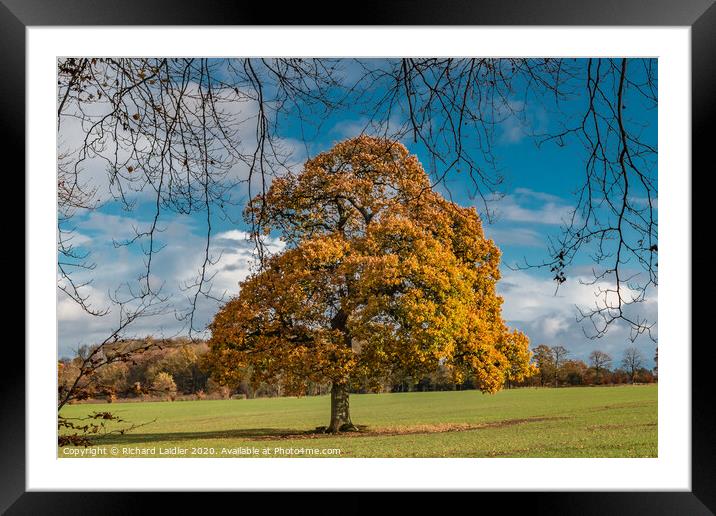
[528,58,658,342]
[57,57,657,345]
[57,57,346,337]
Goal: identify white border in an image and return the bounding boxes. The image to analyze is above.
[27,27,690,491]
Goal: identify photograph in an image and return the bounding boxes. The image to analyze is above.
[55,57,660,459]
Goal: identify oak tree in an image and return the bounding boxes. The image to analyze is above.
[208,136,533,432]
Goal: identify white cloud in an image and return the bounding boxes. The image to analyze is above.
[58,75,310,217]
[57,290,101,322]
[541,316,569,339]
[56,213,290,356]
[499,116,527,144]
[498,199,574,226]
[484,226,544,248]
[489,188,577,226]
[512,188,563,203]
[499,269,657,365]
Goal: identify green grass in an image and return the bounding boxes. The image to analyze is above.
[59,384,657,458]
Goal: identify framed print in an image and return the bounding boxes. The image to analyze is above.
[6,0,714,513]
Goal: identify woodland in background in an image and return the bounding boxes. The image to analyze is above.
[58,338,657,404]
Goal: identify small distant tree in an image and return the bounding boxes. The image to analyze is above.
[151,372,177,401]
[551,346,569,387]
[622,347,644,384]
[154,343,210,394]
[589,350,613,385]
[532,345,556,387]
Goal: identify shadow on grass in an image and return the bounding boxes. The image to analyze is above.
[94,427,319,445]
[92,417,565,445]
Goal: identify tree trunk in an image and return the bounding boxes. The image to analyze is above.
[327,382,358,433]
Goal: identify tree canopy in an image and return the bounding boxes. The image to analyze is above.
[208,136,534,430]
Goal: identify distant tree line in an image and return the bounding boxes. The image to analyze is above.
[58,338,333,403]
[512,344,657,388]
[59,338,657,405]
[362,344,657,392]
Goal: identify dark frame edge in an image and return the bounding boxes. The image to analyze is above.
[1,0,27,514]
[8,0,715,513]
[1,0,715,26]
[691,0,716,513]
[3,492,716,515]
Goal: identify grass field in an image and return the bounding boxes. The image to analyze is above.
[59,384,657,458]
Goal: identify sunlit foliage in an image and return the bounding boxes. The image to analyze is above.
[209,136,534,398]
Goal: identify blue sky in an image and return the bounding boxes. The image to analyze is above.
[58,58,658,368]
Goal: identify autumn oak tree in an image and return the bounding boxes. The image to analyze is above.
[208,136,534,432]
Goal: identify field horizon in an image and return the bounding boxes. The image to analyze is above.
[59,384,657,458]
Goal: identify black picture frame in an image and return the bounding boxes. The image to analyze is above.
[5,1,713,513]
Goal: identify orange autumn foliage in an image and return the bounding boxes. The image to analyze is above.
[208,136,534,395]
